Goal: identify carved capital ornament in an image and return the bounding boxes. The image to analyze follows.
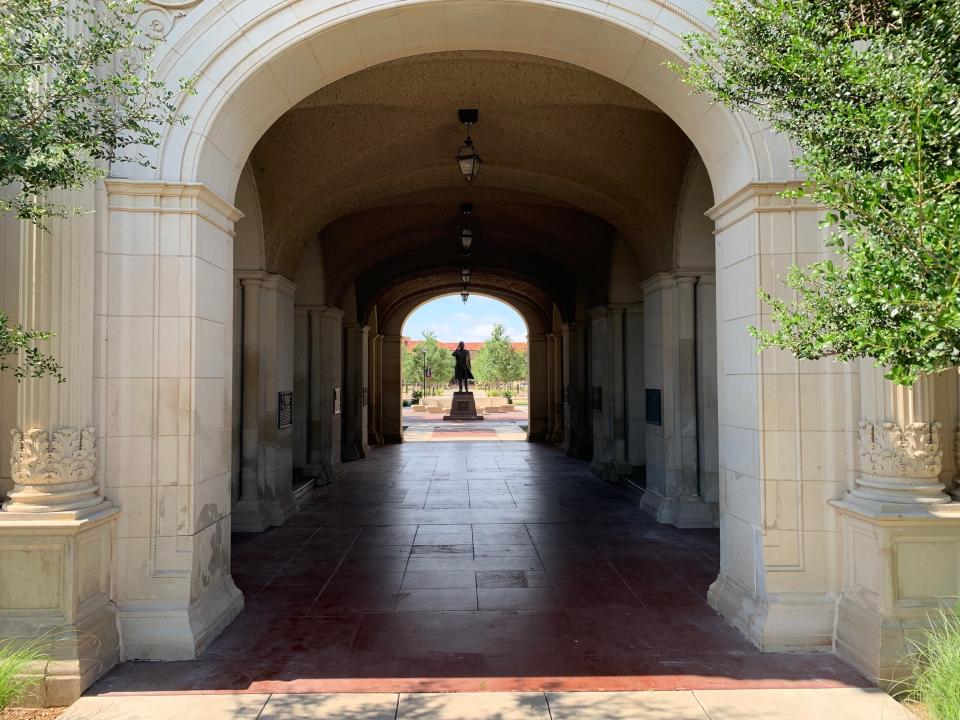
[853,421,949,506]
[3,427,105,514]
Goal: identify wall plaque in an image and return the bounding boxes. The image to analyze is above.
[592,386,602,413]
[332,387,342,415]
[277,391,293,428]
[646,388,662,426]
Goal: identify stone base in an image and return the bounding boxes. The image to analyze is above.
[0,505,121,706]
[708,573,836,652]
[231,491,296,533]
[443,392,483,421]
[119,575,244,660]
[640,489,718,528]
[832,498,960,688]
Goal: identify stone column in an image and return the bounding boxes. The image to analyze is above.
[341,322,369,461]
[100,181,243,665]
[561,322,591,458]
[705,185,848,654]
[381,335,403,443]
[308,307,343,478]
[368,333,382,445]
[232,273,297,532]
[527,334,549,442]
[0,186,120,705]
[834,364,960,685]
[639,274,714,527]
[589,306,628,480]
[624,302,645,469]
[544,333,559,443]
[548,334,565,443]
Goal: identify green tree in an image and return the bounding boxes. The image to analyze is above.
[473,324,527,387]
[678,0,960,385]
[1,0,193,379]
[410,332,455,395]
[401,342,422,390]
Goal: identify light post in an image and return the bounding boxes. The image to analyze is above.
[420,347,427,400]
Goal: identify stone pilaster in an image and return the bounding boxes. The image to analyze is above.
[381,335,404,444]
[342,323,369,461]
[834,365,960,686]
[308,306,344,475]
[1,186,120,705]
[638,274,716,528]
[368,333,383,445]
[232,272,297,532]
[561,322,591,458]
[527,334,549,442]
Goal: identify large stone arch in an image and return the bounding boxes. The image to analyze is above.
[131,0,797,202]
[87,0,850,685]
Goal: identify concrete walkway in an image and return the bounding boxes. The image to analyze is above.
[61,688,914,720]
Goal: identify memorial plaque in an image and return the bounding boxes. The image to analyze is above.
[645,388,662,425]
[277,391,293,428]
[333,387,342,415]
[592,386,602,412]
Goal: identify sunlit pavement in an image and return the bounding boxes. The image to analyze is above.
[403,413,528,442]
[61,688,913,719]
[84,440,883,715]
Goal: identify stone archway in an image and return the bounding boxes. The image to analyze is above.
[0,1,860,700]
[101,0,834,662]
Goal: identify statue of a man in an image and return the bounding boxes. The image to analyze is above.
[451,341,474,392]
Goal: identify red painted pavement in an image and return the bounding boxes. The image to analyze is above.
[89,442,867,696]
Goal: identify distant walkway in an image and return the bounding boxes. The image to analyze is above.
[403,413,528,442]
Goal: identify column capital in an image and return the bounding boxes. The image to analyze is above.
[2,426,111,518]
[851,421,949,509]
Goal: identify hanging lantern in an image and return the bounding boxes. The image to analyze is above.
[461,268,471,284]
[459,203,473,256]
[459,227,473,256]
[455,109,482,183]
[461,289,470,304]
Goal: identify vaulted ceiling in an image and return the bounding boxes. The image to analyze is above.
[246,50,696,321]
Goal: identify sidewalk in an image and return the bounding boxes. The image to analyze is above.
[60,688,914,719]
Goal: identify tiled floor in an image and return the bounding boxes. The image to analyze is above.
[91,440,866,695]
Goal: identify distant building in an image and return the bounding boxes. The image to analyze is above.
[402,338,527,354]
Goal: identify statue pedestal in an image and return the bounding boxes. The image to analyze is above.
[444,392,484,421]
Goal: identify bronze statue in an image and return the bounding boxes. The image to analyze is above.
[451,341,474,392]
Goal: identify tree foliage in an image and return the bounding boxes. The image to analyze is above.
[1,0,192,220]
[473,324,527,386]
[1,0,192,380]
[0,310,62,381]
[679,0,960,385]
[405,332,455,395]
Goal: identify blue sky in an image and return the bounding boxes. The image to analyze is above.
[402,294,527,343]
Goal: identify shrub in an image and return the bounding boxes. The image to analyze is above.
[902,606,960,720]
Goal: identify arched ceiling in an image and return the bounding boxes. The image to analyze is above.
[246,50,697,321]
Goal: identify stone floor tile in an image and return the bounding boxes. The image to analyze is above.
[259,693,399,719]
[60,694,270,720]
[397,692,550,719]
[693,688,915,720]
[546,691,709,720]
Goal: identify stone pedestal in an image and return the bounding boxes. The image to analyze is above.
[444,392,483,421]
[833,500,960,687]
[1,429,121,706]
[833,367,960,687]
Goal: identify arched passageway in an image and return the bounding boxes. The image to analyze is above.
[7,0,928,704]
